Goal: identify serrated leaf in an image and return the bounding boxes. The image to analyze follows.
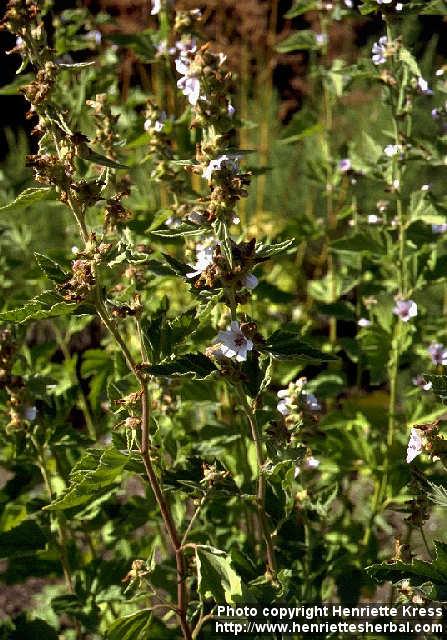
[0,520,47,558]
[44,448,128,511]
[366,558,445,586]
[276,30,320,53]
[145,259,175,276]
[196,546,243,603]
[255,238,295,260]
[0,299,76,323]
[261,330,337,362]
[145,353,217,379]
[151,224,203,238]
[106,609,152,640]
[0,187,55,212]
[57,61,96,69]
[427,480,447,508]
[34,253,68,284]
[161,253,191,277]
[285,1,318,18]
[81,148,128,170]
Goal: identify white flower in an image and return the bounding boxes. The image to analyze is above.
[242,274,258,290]
[165,216,181,228]
[155,40,176,56]
[432,224,447,234]
[417,77,433,95]
[151,0,162,15]
[303,391,321,411]
[85,30,102,45]
[396,2,403,9]
[338,158,352,172]
[176,38,197,56]
[377,0,392,4]
[367,214,381,224]
[175,46,203,106]
[227,103,236,117]
[24,406,37,421]
[384,144,401,157]
[412,375,432,391]
[71,246,79,255]
[344,0,353,7]
[177,74,201,106]
[406,427,424,464]
[186,242,215,278]
[428,342,447,366]
[202,154,240,182]
[305,456,320,469]
[393,299,418,322]
[294,455,320,476]
[372,36,388,66]
[315,33,327,46]
[144,111,167,132]
[358,318,372,327]
[214,321,253,362]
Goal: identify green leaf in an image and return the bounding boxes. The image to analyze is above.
[57,61,96,69]
[81,148,128,170]
[196,546,243,603]
[262,329,337,362]
[151,224,203,238]
[0,520,47,558]
[213,219,233,268]
[106,609,152,640]
[255,238,295,260]
[161,253,191,278]
[0,187,55,212]
[145,354,217,379]
[107,30,156,63]
[350,131,382,172]
[399,47,421,77]
[420,0,447,14]
[145,259,176,276]
[427,480,447,508]
[0,73,34,95]
[366,558,445,586]
[285,1,318,18]
[0,299,76,323]
[34,253,68,284]
[44,448,128,511]
[276,30,320,53]
[332,231,386,255]
[81,349,114,413]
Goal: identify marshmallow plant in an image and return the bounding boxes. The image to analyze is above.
[1,0,447,636]
[0,2,335,637]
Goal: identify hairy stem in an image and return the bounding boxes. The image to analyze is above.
[238,387,277,579]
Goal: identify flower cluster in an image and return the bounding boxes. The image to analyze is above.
[276,378,322,418]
